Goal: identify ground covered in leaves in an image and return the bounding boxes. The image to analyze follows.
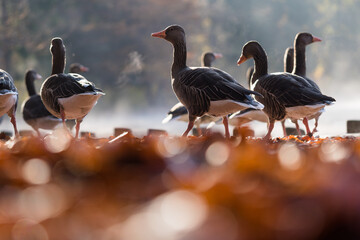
[0,128,360,240]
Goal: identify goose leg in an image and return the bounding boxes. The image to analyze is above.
[223,115,230,139]
[8,107,18,137]
[195,121,202,136]
[294,121,302,136]
[312,116,319,134]
[75,118,83,139]
[264,119,275,141]
[60,106,67,129]
[281,120,287,137]
[9,114,18,137]
[35,128,41,137]
[182,115,196,137]
[60,106,73,137]
[302,117,312,137]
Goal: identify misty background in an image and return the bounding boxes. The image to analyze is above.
[0,0,359,137]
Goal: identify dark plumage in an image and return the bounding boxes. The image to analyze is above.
[246,66,254,88]
[0,70,18,136]
[22,70,61,134]
[284,47,294,73]
[237,41,335,140]
[152,25,263,138]
[162,51,223,126]
[40,37,104,138]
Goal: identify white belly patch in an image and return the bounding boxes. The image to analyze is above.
[0,93,17,116]
[237,109,268,122]
[58,92,104,119]
[207,100,255,117]
[286,104,325,120]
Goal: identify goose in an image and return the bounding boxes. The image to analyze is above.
[162,52,223,132]
[0,70,18,136]
[22,70,61,134]
[152,25,263,138]
[237,41,335,140]
[291,32,324,135]
[40,37,104,138]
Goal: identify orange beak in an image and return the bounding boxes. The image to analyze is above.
[237,55,247,65]
[313,36,322,42]
[214,53,223,59]
[80,66,89,72]
[151,30,166,38]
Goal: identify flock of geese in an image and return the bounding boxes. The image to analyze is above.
[0,24,335,140]
[153,25,335,140]
[0,38,104,139]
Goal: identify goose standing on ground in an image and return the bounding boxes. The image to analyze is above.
[162,52,223,128]
[152,25,263,138]
[22,70,61,135]
[0,70,18,136]
[237,41,335,140]
[291,32,324,135]
[40,38,104,138]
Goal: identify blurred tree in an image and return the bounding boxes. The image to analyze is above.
[0,0,359,114]
[0,0,30,75]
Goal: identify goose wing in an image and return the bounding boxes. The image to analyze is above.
[256,73,335,108]
[175,67,261,115]
[41,73,104,113]
[0,70,17,94]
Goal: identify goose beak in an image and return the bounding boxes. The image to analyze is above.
[237,55,247,65]
[151,30,166,39]
[312,36,322,42]
[80,66,89,72]
[214,53,223,59]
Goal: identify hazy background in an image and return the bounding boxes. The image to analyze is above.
[0,0,359,137]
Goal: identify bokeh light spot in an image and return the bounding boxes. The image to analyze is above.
[18,184,68,222]
[205,141,230,166]
[278,143,302,170]
[160,190,207,232]
[22,158,51,185]
[320,141,350,163]
[157,137,186,158]
[12,219,48,240]
[44,128,72,153]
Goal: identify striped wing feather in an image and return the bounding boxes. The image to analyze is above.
[254,73,335,120]
[174,67,261,116]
